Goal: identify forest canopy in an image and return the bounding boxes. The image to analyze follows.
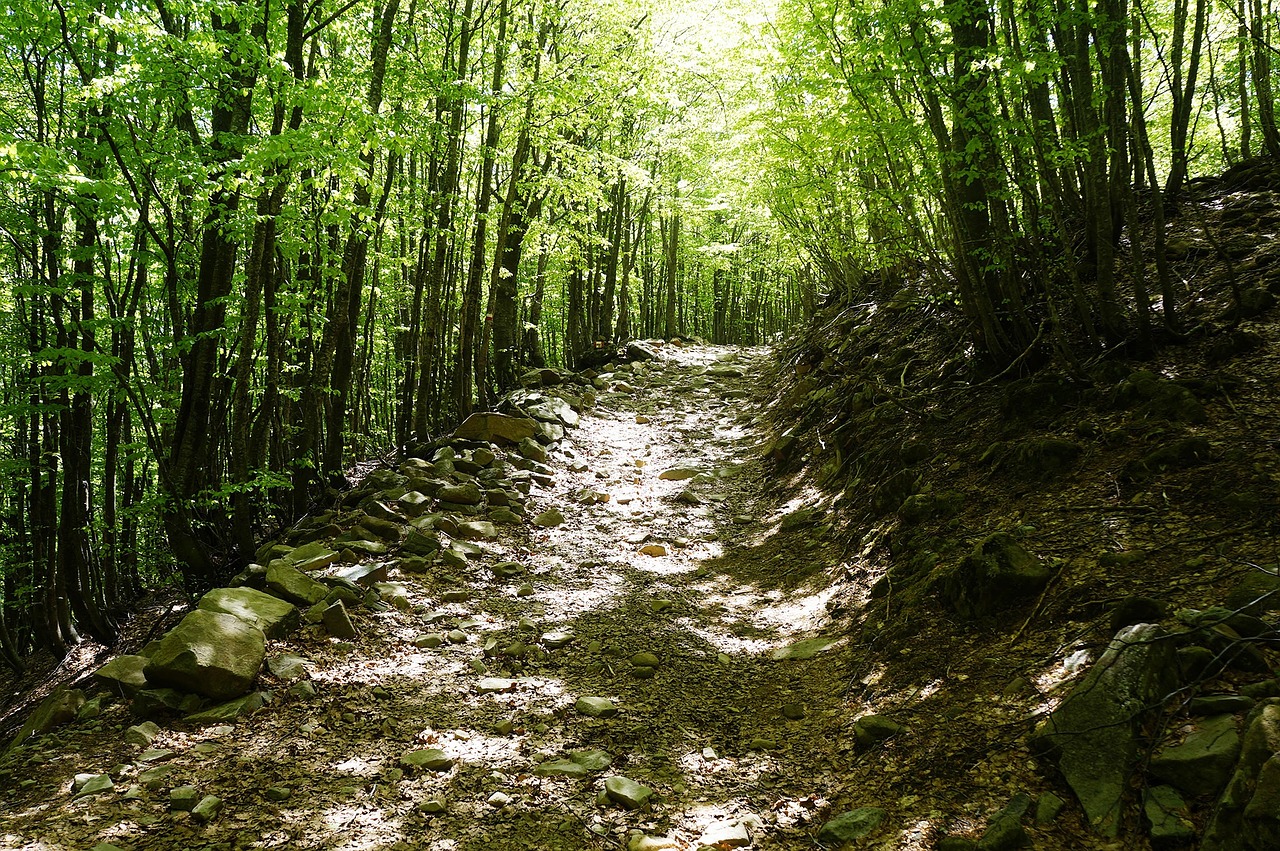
[0,0,1276,671]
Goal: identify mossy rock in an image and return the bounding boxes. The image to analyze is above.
[1005,437,1082,479]
[934,533,1051,618]
[1113,371,1206,424]
[1124,436,1212,479]
[898,491,964,525]
[871,469,919,515]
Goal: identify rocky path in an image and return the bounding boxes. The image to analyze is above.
[1,345,865,851]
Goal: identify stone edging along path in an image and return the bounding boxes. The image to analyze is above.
[1,344,870,851]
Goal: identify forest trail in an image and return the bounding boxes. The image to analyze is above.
[3,345,865,851]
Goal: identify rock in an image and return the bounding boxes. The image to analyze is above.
[1110,596,1166,633]
[1030,623,1177,836]
[1202,700,1280,850]
[191,794,223,823]
[288,680,317,700]
[489,507,522,524]
[265,786,292,802]
[519,437,548,463]
[604,775,653,809]
[400,748,454,771]
[1225,569,1280,615]
[170,785,200,811]
[748,737,777,750]
[139,764,175,790]
[1149,714,1241,796]
[543,631,573,649]
[125,721,161,747]
[447,629,468,643]
[854,714,903,746]
[701,819,752,848]
[576,696,618,717]
[477,677,517,695]
[419,796,448,813]
[977,794,1030,851]
[198,587,299,638]
[94,656,151,697]
[282,541,340,571]
[1191,695,1255,716]
[658,468,699,481]
[455,412,539,445]
[414,634,445,649]
[403,529,442,556]
[533,509,564,528]
[639,544,667,557]
[937,533,1051,618]
[266,561,329,606]
[267,653,307,680]
[322,600,358,639]
[73,773,114,798]
[817,807,887,845]
[184,692,266,724]
[628,835,678,851]
[131,687,200,717]
[1144,785,1196,847]
[487,791,511,807]
[144,610,266,701]
[631,652,660,668]
[456,520,498,540]
[771,636,837,660]
[437,482,482,505]
[782,703,806,720]
[569,749,613,771]
[535,759,589,779]
[336,563,390,587]
[3,688,85,755]
[1034,792,1064,824]
[626,341,660,361]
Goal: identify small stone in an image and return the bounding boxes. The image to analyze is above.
[265,787,292,802]
[569,749,613,771]
[487,791,511,807]
[977,793,1030,851]
[639,544,668,557]
[658,468,699,481]
[535,759,589,779]
[267,653,307,680]
[817,807,887,844]
[627,835,677,851]
[854,714,904,746]
[517,583,535,597]
[191,794,222,824]
[419,796,448,813]
[447,629,468,644]
[631,666,655,679]
[518,615,538,632]
[533,509,565,528]
[748,737,776,751]
[700,819,752,848]
[441,589,470,603]
[542,631,574,649]
[781,703,806,720]
[125,721,161,747]
[650,599,673,613]
[496,719,515,736]
[170,785,200,811]
[74,773,114,798]
[289,680,318,700]
[139,764,175,790]
[321,600,357,639]
[414,634,445,649]
[400,748,454,771]
[477,677,517,695]
[604,775,653,809]
[576,696,618,718]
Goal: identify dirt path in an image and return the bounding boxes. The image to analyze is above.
[1,345,862,851]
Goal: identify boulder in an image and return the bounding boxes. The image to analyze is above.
[1031,623,1178,836]
[604,775,653,809]
[3,688,85,756]
[1202,700,1280,851]
[937,533,1051,618]
[197,587,299,638]
[455,412,539,445]
[95,655,150,697]
[1144,785,1196,848]
[143,609,266,701]
[322,600,358,639]
[1149,714,1241,796]
[266,561,329,606]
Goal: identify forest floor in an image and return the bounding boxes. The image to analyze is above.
[2,305,1277,850]
[0,345,908,851]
